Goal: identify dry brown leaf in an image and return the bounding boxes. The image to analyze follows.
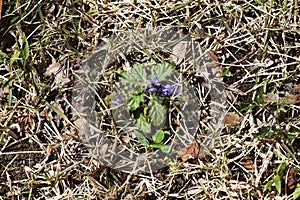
[73,118,88,136]
[98,143,108,156]
[263,93,279,104]
[263,93,300,105]
[287,166,297,190]
[169,41,187,65]
[55,71,71,85]
[223,112,241,125]
[40,99,65,122]
[45,59,61,76]
[293,83,300,93]
[45,59,71,85]
[40,106,53,120]
[18,113,35,132]
[0,86,9,100]
[239,156,254,172]
[284,93,300,104]
[179,140,199,162]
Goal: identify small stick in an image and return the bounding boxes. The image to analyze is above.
[0,0,2,20]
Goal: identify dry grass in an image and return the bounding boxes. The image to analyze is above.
[0,0,300,199]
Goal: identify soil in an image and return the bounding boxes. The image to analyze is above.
[0,137,44,195]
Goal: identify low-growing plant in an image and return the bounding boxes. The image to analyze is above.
[265,162,286,194]
[111,61,183,152]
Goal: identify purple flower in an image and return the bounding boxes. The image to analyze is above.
[159,84,174,96]
[145,76,182,97]
[112,92,123,105]
[146,76,160,93]
[152,77,160,87]
[146,87,158,93]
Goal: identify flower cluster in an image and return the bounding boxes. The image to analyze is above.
[146,77,181,97]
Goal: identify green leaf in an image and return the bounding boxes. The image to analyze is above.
[287,134,296,140]
[150,143,170,153]
[275,162,286,175]
[132,86,143,95]
[274,175,281,194]
[152,130,165,143]
[22,33,29,60]
[265,180,274,190]
[293,184,300,200]
[149,100,166,126]
[149,93,163,103]
[150,143,166,148]
[160,145,170,153]
[38,6,45,23]
[164,130,170,135]
[0,51,7,62]
[120,64,148,85]
[134,131,149,146]
[127,93,144,111]
[135,114,151,134]
[221,67,232,77]
[151,62,174,81]
[10,50,20,65]
[294,127,300,133]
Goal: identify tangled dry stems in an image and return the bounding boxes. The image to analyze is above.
[0,0,299,199]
